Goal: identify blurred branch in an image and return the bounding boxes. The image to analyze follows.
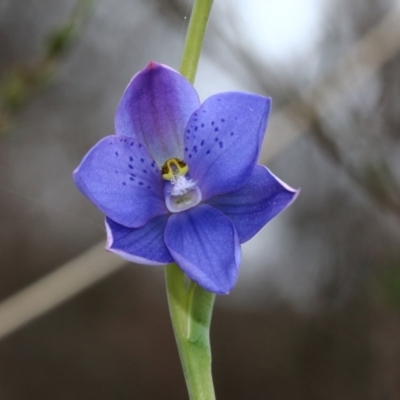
[0,0,97,134]
[0,243,125,340]
[312,119,400,217]
[260,3,400,219]
[261,2,400,159]
[1,1,400,342]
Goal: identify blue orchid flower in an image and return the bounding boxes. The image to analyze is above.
[73,62,299,294]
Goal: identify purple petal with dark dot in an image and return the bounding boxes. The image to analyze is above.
[73,135,167,228]
[106,215,173,265]
[208,165,299,243]
[164,204,241,294]
[115,62,200,167]
[184,92,271,201]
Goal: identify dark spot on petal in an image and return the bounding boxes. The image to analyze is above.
[221,118,225,122]
[130,142,134,146]
[230,132,234,136]
[128,164,133,169]
[130,177,135,181]
[211,121,215,126]
[187,129,191,133]
[185,147,188,152]
[130,173,136,177]
[143,169,147,173]
[193,145,197,153]
[115,152,119,156]
[139,144,142,148]
[201,140,205,146]
[214,127,219,132]
[201,123,204,128]
[194,126,198,131]
[214,137,218,142]
[139,182,144,186]
[219,141,223,148]
[217,98,221,101]
[189,154,192,159]
[206,150,211,155]
[203,110,206,113]
[140,158,144,162]
[115,170,118,174]
[129,156,133,162]
[122,182,126,186]
[147,186,151,189]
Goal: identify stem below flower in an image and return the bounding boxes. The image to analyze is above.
[165,264,215,400]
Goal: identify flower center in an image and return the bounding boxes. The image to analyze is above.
[161,158,188,180]
[162,158,202,213]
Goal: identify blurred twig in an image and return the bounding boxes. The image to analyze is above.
[312,119,400,217]
[261,2,400,219]
[0,243,125,340]
[0,0,97,134]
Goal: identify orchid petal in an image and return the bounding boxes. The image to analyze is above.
[184,92,271,200]
[73,135,167,228]
[208,165,299,243]
[115,62,200,167]
[106,215,173,265]
[164,204,241,294]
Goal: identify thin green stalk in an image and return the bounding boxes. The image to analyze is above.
[179,0,213,84]
[165,264,216,400]
[165,1,215,398]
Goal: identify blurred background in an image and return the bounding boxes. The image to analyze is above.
[1,0,400,398]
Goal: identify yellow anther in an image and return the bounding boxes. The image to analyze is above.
[161,158,188,180]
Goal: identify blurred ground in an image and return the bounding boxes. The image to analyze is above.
[0,0,400,399]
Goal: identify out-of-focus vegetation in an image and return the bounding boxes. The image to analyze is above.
[0,0,96,133]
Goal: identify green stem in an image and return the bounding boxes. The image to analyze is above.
[165,264,216,400]
[166,1,215,399]
[179,0,213,84]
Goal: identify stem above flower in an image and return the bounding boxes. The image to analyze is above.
[179,0,213,84]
